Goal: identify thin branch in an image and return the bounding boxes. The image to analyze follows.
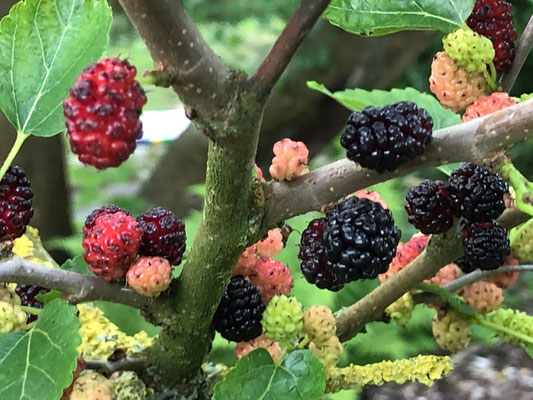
[264,98,533,228]
[411,264,533,308]
[85,358,147,375]
[0,257,150,308]
[335,228,463,342]
[443,264,533,292]
[335,209,528,342]
[252,0,332,97]
[118,0,232,120]
[500,15,533,92]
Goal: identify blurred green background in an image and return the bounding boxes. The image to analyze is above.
[1,1,533,399]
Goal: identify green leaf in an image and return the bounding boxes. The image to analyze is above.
[213,349,326,400]
[324,0,475,36]
[0,0,112,137]
[35,289,62,304]
[0,299,81,400]
[437,162,461,177]
[307,82,461,131]
[60,255,92,276]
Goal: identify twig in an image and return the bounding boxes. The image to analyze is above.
[335,229,463,342]
[443,264,533,292]
[252,0,332,97]
[118,0,232,120]
[0,256,150,308]
[335,209,528,342]
[85,358,147,375]
[500,15,533,92]
[263,98,533,228]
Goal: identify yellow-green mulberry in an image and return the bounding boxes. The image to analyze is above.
[77,303,153,360]
[69,371,114,400]
[443,27,495,72]
[309,335,344,368]
[302,305,336,345]
[486,308,533,346]
[510,219,533,263]
[385,292,415,326]
[261,295,303,342]
[0,300,26,333]
[432,310,471,352]
[111,371,154,400]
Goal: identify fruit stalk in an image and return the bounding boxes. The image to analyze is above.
[0,132,29,182]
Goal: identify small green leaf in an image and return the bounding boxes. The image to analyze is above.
[437,163,461,177]
[324,0,475,36]
[307,82,461,130]
[61,255,92,276]
[0,299,81,400]
[35,289,62,304]
[213,349,326,400]
[0,0,112,137]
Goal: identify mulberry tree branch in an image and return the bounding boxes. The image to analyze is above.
[0,256,150,308]
[263,99,533,228]
[85,359,148,375]
[500,14,533,93]
[252,0,332,98]
[118,0,233,123]
[335,209,528,342]
[442,264,533,292]
[335,228,463,342]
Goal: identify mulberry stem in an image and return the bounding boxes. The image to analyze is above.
[499,158,533,217]
[0,132,30,182]
[475,316,533,346]
[21,306,41,315]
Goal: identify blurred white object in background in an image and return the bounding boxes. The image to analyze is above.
[139,106,191,143]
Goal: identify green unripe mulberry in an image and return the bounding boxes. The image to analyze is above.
[443,27,495,72]
[509,218,533,263]
[486,308,533,346]
[432,310,471,352]
[111,371,154,400]
[261,295,303,342]
[0,300,26,333]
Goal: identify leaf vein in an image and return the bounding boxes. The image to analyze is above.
[20,0,76,134]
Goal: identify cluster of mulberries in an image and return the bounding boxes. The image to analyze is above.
[299,196,400,289]
[429,0,518,111]
[231,228,293,304]
[215,228,294,343]
[81,205,186,297]
[405,163,509,273]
